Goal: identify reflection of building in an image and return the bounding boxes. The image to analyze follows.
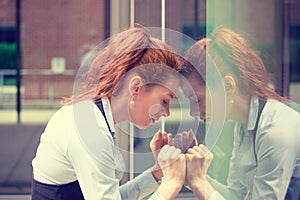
[1,1,106,100]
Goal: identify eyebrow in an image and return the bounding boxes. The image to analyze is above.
[169,93,175,99]
[167,93,177,100]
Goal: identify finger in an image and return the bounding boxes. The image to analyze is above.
[186,147,198,155]
[158,145,177,166]
[154,131,162,142]
[150,132,161,151]
[188,129,198,146]
[181,131,188,152]
[177,153,186,165]
[168,137,176,146]
[168,147,182,166]
[162,132,172,146]
[175,133,183,150]
[163,145,178,156]
[182,131,188,142]
[190,145,205,158]
[173,147,182,157]
[167,133,173,144]
[158,144,170,159]
[198,144,210,158]
[186,131,195,151]
[162,132,168,146]
[179,153,186,161]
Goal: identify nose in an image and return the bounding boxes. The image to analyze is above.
[163,107,170,117]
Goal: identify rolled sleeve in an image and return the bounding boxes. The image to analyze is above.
[209,191,226,200]
[120,169,160,199]
[148,192,166,200]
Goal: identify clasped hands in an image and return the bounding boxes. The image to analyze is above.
[150,130,213,193]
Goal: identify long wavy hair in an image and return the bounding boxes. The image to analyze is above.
[181,26,285,102]
[62,27,183,105]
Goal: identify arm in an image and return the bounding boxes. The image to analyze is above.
[252,123,298,199]
[149,145,186,200]
[67,129,121,200]
[120,131,173,200]
[185,144,225,200]
[206,175,227,195]
[119,169,161,200]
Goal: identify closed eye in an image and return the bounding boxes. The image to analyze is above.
[162,99,168,105]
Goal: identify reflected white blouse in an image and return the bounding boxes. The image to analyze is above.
[209,96,300,200]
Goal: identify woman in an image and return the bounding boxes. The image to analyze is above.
[31,27,186,200]
[181,27,300,199]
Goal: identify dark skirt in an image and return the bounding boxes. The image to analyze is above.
[31,179,85,200]
[285,177,300,200]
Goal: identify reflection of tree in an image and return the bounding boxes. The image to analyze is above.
[0,43,16,70]
[0,43,16,85]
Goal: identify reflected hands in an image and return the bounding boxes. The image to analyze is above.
[185,144,215,199]
[169,129,198,153]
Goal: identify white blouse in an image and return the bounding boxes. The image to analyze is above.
[32,98,162,199]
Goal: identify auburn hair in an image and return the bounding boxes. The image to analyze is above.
[62,27,182,105]
[181,27,285,102]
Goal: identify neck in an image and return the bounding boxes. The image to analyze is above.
[110,95,129,124]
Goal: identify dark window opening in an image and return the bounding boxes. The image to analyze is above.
[290,25,300,82]
[0,25,17,85]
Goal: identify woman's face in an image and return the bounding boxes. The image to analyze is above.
[130,78,179,129]
[181,76,211,123]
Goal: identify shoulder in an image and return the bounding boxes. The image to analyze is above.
[257,99,300,145]
[262,99,300,123]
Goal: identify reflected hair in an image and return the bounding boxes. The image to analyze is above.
[181,26,285,102]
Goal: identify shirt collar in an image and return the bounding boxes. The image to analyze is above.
[101,97,115,133]
[247,96,259,131]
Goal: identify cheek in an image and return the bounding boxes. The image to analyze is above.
[136,95,158,115]
[148,104,162,114]
[205,91,212,112]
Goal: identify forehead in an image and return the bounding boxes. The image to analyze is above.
[181,76,205,98]
[164,76,180,92]
[145,76,180,95]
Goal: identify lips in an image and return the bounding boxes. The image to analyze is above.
[151,118,156,123]
[151,117,158,124]
[150,117,159,124]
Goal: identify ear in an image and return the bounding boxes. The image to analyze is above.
[223,75,236,95]
[129,76,144,95]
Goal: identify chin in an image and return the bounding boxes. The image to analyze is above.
[136,125,149,130]
[134,122,150,130]
[137,126,147,130]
